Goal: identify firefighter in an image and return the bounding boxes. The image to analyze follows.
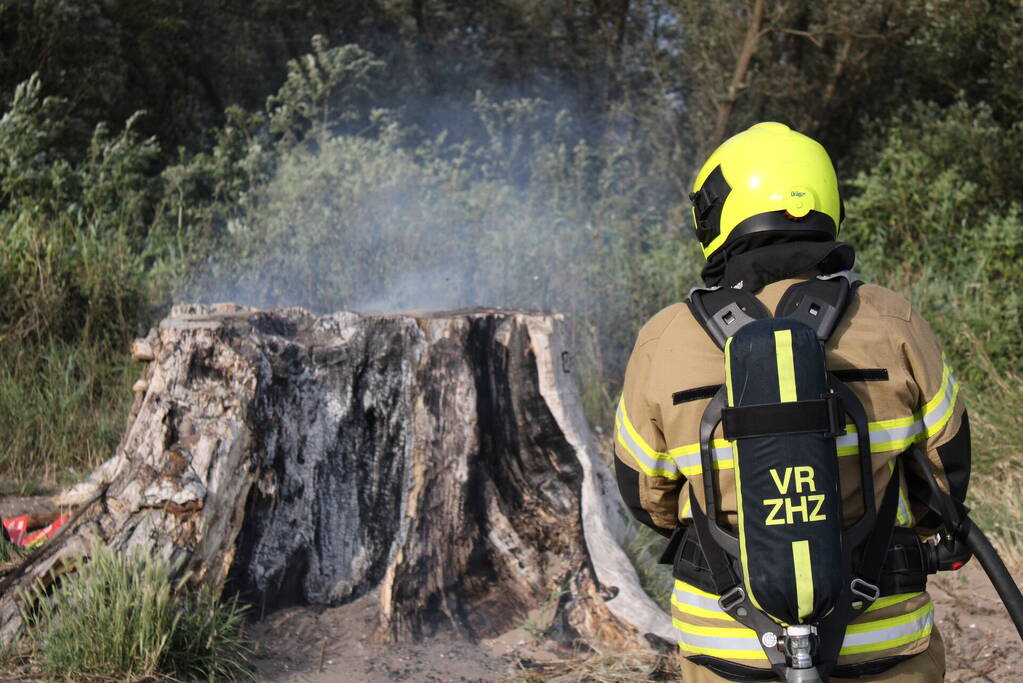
[614,122,970,681]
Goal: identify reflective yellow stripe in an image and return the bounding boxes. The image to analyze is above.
[845,602,933,635]
[840,625,932,656]
[672,439,735,477]
[668,409,961,479]
[676,642,770,660]
[793,540,813,620]
[671,595,734,621]
[615,397,680,479]
[922,361,952,417]
[835,359,959,455]
[839,603,934,655]
[673,617,769,660]
[672,582,741,622]
[726,337,765,615]
[774,329,798,402]
[887,460,913,527]
[673,619,759,638]
[922,364,958,438]
[724,336,735,407]
[925,382,958,438]
[865,593,923,613]
[673,580,931,659]
[617,397,672,461]
[652,361,960,476]
[674,580,719,599]
[617,397,743,479]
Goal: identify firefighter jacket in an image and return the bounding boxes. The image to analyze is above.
[613,258,970,675]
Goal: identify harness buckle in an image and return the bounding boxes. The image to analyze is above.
[825,393,845,437]
[850,577,880,603]
[718,586,746,612]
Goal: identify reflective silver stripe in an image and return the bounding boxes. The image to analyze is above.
[841,606,933,649]
[673,587,721,613]
[672,442,734,476]
[836,360,960,455]
[626,361,959,479]
[896,488,913,527]
[836,421,921,453]
[672,448,700,473]
[676,629,761,651]
[674,580,931,654]
[921,365,958,436]
[615,399,681,479]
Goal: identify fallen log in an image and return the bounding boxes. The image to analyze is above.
[0,305,672,648]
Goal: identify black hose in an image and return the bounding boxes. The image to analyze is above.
[962,516,1023,642]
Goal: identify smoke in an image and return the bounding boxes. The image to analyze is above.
[190,108,627,315]
[184,84,700,410]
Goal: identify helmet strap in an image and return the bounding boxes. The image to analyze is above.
[690,165,731,246]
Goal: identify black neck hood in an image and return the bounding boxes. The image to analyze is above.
[701,237,855,292]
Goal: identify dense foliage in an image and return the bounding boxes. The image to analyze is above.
[0,0,1020,492]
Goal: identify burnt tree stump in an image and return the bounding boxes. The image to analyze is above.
[0,305,672,647]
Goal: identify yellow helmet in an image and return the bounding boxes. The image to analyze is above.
[690,122,842,260]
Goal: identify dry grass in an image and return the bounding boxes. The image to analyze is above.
[968,464,1023,572]
[954,343,1023,571]
[508,643,682,683]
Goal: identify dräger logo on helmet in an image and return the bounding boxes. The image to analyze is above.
[784,185,814,218]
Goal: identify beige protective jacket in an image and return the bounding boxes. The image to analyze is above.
[614,271,969,673]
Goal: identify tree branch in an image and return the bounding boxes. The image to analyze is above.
[710,0,765,146]
[820,36,853,113]
[777,27,822,48]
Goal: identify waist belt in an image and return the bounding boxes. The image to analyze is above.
[664,525,931,597]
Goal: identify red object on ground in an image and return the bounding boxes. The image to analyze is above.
[3,514,69,548]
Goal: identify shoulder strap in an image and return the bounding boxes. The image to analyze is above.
[775,270,861,342]
[686,286,771,350]
[688,270,862,349]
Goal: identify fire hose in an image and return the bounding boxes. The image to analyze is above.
[957,516,1023,642]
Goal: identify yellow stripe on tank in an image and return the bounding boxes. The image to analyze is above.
[792,540,814,620]
[774,329,798,403]
[726,336,765,615]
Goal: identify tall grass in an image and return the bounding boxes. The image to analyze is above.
[953,352,1023,568]
[0,340,136,493]
[23,545,251,681]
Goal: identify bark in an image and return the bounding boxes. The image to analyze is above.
[817,36,853,120]
[709,0,765,147]
[0,305,671,648]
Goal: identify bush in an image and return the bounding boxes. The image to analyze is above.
[843,101,1022,385]
[0,76,174,348]
[840,100,1023,565]
[24,545,250,681]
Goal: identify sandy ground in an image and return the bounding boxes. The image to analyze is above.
[932,562,1023,682]
[248,561,1023,683]
[248,593,513,682]
[247,588,586,683]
